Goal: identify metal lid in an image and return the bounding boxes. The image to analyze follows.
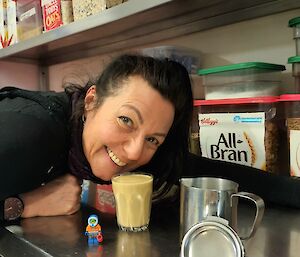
[181,217,245,257]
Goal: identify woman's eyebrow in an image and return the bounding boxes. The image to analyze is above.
[123,104,144,124]
[123,104,167,137]
[153,132,167,138]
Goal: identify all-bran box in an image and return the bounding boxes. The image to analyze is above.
[0,0,7,48]
[7,0,18,45]
[194,97,280,174]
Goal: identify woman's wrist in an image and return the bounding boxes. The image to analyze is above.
[20,192,40,218]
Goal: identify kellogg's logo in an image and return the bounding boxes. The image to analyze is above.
[200,117,218,126]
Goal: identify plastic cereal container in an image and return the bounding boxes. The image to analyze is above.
[198,62,285,100]
[72,0,106,20]
[193,96,280,174]
[279,94,300,177]
[140,45,201,74]
[288,17,300,55]
[72,0,127,21]
[18,0,43,41]
[288,56,300,93]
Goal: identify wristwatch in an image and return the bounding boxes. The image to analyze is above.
[3,196,24,221]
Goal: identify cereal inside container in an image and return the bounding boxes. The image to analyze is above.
[72,0,127,21]
[193,97,281,174]
[61,0,74,25]
[72,0,106,21]
[106,0,127,9]
[279,94,300,177]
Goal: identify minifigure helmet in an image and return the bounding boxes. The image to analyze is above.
[88,214,99,227]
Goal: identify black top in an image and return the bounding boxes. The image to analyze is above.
[0,87,71,200]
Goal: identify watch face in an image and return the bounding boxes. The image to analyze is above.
[4,197,24,221]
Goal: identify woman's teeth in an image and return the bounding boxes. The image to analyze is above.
[107,148,126,167]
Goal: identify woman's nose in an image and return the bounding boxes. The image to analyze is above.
[123,137,144,161]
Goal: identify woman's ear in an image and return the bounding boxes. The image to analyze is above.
[84,85,97,111]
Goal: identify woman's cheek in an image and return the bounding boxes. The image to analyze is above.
[141,150,156,165]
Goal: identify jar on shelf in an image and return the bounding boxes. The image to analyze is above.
[279,94,300,177]
[288,56,300,93]
[194,96,281,174]
[288,16,300,55]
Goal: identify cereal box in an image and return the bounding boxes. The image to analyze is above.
[0,0,7,48]
[7,0,18,45]
[41,0,63,31]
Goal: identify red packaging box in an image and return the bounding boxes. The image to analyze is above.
[95,184,116,215]
[41,0,62,31]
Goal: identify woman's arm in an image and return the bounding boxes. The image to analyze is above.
[21,174,82,218]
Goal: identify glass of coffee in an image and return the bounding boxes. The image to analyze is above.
[112,172,153,232]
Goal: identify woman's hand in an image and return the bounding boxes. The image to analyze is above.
[20,174,82,218]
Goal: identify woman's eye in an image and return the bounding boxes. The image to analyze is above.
[146,137,160,146]
[118,116,133,127]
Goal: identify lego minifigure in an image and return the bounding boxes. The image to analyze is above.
[85,214,103,245]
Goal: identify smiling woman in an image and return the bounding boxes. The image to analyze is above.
[0,54,193,221]
[67,54,193,199]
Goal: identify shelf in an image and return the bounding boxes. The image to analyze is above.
[1,0,300,66]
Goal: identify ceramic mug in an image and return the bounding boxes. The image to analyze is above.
[180,177,264,241]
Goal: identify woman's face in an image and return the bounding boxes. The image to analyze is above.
[82,75,175,181]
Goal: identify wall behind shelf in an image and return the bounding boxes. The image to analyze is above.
[0,62,40,89]
[48,8,299,93]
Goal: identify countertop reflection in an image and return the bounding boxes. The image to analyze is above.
[2,202,300,257]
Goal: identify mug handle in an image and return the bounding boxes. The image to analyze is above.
[231,192,265,240]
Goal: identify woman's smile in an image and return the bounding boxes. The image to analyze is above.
[106,147,127,167]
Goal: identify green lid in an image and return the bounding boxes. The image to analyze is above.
[198,62,286,75]
[288,56,300,63]
[288,17,300,27]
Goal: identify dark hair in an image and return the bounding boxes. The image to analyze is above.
[66,54,193,199]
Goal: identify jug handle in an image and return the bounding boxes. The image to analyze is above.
[231,192,265,240]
